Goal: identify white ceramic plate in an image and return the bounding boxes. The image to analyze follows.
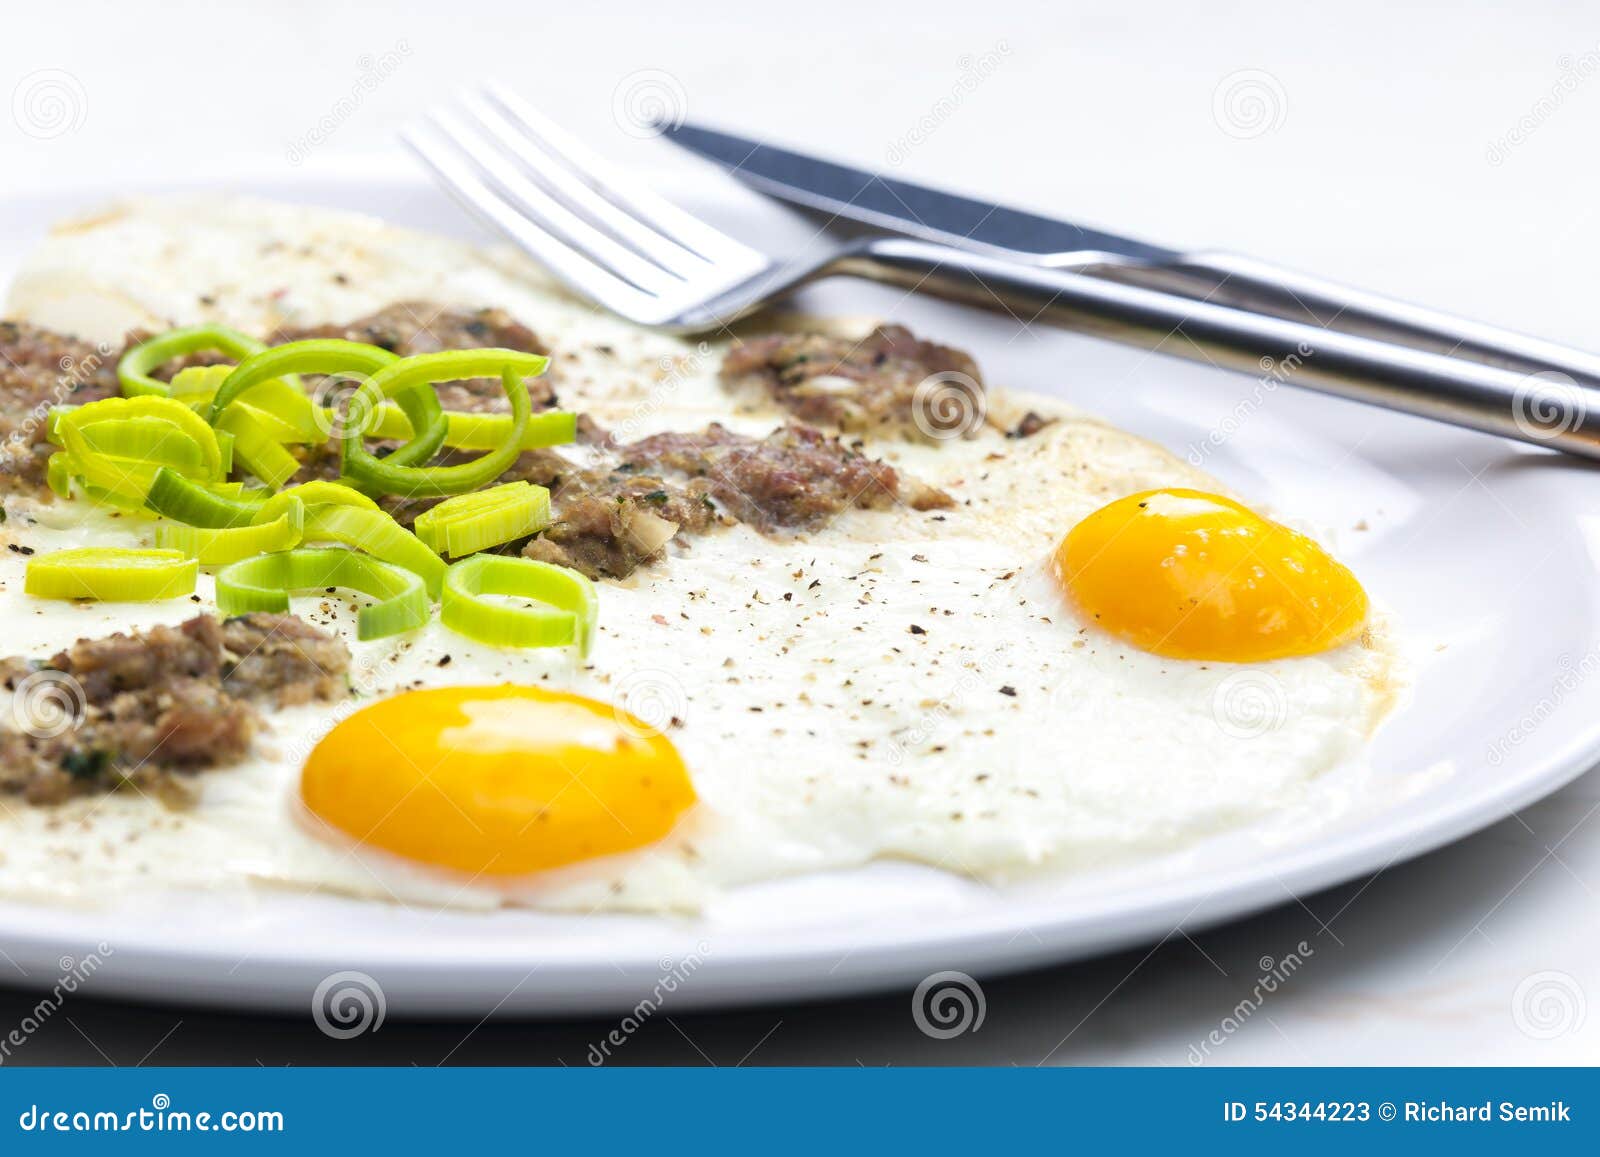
[2,174,1598,1016]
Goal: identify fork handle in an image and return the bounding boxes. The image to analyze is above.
[838,238,1600,460]
[1098,250,1600,384]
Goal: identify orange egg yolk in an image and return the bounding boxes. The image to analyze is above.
[301,685,696,876]
[1054,488,1369,662]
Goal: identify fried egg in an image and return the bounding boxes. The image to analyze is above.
[0,196,1403,912]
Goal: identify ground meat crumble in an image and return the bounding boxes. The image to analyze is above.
[719,325,986,441]
[0,321,119,492]
[0,614,350,804]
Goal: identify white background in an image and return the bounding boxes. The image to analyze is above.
[2,0,1598,1065]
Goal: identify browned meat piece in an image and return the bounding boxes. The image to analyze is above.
[1008,411,1056,438]
[622,422,952,529]
[720,325,985,441]
[275,301,556,412]
[517,457,722,580]
[0,614,349,804]
[220,613,352,706]
[0,320,119,493]
[515,423,951,580]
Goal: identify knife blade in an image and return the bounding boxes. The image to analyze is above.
[655,120,1177,265]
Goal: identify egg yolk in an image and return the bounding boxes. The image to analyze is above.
[301,685,696,876]
[1054,488,1368,662]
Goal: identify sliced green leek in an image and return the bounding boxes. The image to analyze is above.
[168,364,236,404]
[297,504,446,597]
[208,340,447,469]
[414,481,551,558]
[440,554,596,655]
[54,396,225,501]
[214,548,429,640]
[215,404,301,489]
[253,480,378,519]
[117,326,269,399]
[25,547,197,602]
[144,468,268,528]
[362,406,577,452]
[341,356,542,497]
[157,497,304,564]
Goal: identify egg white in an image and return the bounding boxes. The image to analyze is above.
[0,196,1402,912]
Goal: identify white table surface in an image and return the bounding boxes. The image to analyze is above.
[1,0,1597,1065]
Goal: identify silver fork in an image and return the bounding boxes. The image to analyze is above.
[405,86,1600,460]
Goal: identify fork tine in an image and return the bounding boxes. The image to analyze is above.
[481,82,762,268]
[401,126,660,320]
[459,91,711,279]
[428,110,682,297]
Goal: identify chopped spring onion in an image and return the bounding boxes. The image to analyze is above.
[341,354,544,497]
[25,547,197,602]
[144,468,269,528]
[214,548,429,640]
[157,496,305,564]
[117,325,272,399]
[440,554,597,655]
[414,481,551,558]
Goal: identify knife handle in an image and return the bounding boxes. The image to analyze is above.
[837,238,1600,460]
[1097,250,1600,385]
